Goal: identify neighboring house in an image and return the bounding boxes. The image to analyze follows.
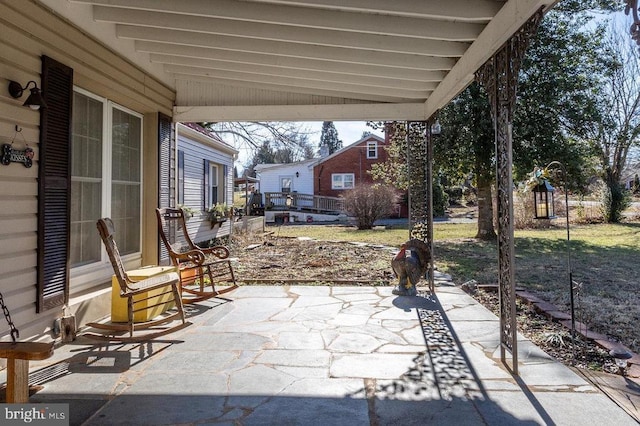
[622,160,640,190]
[313,134,388,198]
[255,135,389,202]
[254,134,405,218]
[254,159,316,208]
[176,123,238,245]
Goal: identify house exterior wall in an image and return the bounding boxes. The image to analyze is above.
[0,0,174,341]
[177,124,237,246]
[255,160,315,206]
[314,135,388,198]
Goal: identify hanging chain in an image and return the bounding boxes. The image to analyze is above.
[0,292,19,343]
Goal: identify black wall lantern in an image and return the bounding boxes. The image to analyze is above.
[533,180,556,219]
[8,80,47,110]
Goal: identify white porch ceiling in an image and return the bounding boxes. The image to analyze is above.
[60,0,557,122]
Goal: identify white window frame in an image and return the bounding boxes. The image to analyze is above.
[331,173,355,190]
[70,87,143,292]
[366,141,378,159]
[209,163,219,205]
[280,176,293,193]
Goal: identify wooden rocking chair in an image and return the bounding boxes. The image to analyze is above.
[85,218,187,342]
[156,207,238,303]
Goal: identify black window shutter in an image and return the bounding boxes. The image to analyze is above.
[203,160,210,210]
[37,56,73,312]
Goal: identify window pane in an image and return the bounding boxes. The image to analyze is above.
[111,107,141,256]
[178,151,185,205]
[70,92,103,267]
[112,108,141,182]
[344,174,354,188]
[209,164,219,205]
[331,175,342,189]
[112,183,141,255]
[281,177,292,192]
[367,142,377,158]
[69,181,102,266]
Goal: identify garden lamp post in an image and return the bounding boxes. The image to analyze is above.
[532,161,576,359]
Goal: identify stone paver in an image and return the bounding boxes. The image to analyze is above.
[16,284,637,425]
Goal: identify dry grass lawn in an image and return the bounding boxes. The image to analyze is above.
[227,207,640,356]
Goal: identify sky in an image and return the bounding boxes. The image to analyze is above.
[234,121,384,170]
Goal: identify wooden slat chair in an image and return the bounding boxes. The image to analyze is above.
[156,207,238,303]
[86,218,187,341]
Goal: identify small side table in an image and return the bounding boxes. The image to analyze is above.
[111,265,177,322]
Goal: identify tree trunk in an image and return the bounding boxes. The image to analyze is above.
[475,175,496,240]
[604,168,627,223]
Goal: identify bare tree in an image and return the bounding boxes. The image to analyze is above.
[588,22,640,221]
[203,121,312,149]
[202,121,316,175]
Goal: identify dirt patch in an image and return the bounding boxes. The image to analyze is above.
[231,233,395,285]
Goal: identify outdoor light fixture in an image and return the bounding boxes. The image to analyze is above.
[609,348,632,375]
[533,180,556,219]
[8,80,47,110]
[431,119,442,135]
[295,171,299,178]
[532,161,576,362]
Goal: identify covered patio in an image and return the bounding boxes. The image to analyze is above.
[4,1,640,419]
[29,0,557,368]
[15,279,638,425]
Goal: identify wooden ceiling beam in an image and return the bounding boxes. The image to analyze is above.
[235,0,505,22]
[166,65,431,99]
[137,41,448,81]
[74,0,484,40]
[95,6,470,56]
[152,54,439,90]
[117,26,458,70]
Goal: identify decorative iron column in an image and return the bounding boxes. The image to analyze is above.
[406,121,435,293]
[425,118,435,294]
[476,10,542,375]
[407,121,428,235]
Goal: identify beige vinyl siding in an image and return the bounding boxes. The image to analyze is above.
[0,0,175,340]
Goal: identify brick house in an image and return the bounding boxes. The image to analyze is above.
[314,134,389,198]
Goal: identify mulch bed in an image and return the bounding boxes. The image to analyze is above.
[471,288,620,374]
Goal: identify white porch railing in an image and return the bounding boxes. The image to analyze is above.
[265,192,344,213]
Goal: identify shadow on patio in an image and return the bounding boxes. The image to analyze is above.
[8,286,635,425]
